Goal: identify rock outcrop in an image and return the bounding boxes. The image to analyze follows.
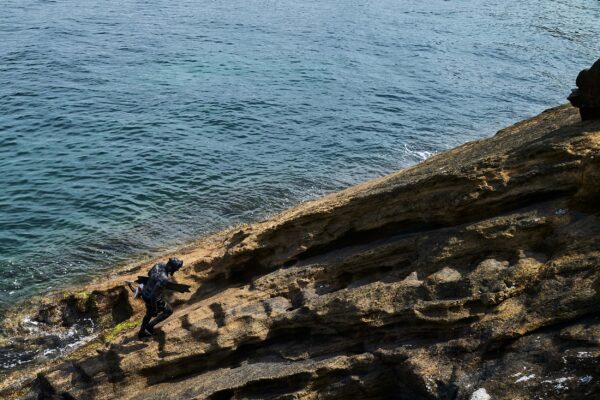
[1,104,599,399]
[568,57,600,121]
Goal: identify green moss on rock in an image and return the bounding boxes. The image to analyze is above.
[104,320,138,342]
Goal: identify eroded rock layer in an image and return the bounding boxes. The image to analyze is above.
[1,104,599,399]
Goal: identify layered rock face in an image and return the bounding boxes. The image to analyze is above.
[1,104,599,399]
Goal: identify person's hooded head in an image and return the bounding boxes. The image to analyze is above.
[166,257,184,275]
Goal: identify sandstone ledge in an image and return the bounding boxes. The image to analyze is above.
[1,104,599,399]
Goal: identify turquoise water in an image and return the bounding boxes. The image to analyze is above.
[0,0,599,310]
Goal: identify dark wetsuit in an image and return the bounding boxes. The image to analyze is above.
[139,262,173,335]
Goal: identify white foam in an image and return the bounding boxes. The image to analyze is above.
[541,376,576,391]
[515,374,535,383]
[470,388,491,400]
[8,316,98,370]
[542,376,572,384]
[21,316,41,333]
[403,144,435,162]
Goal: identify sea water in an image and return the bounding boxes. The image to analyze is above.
[1,0,599,310]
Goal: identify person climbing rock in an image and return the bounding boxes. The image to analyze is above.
[137,257,185,339]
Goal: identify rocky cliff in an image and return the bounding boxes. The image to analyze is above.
[1,104,599,400]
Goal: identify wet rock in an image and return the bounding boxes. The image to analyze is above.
[568,58,600,120]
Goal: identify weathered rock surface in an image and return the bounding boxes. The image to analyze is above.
[1,104,599,399]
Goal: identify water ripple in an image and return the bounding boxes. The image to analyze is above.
[0,0,599,310]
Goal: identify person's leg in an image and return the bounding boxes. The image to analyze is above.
[148,298,173,329]
[138,298,156,338]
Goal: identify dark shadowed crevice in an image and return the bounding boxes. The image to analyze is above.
[293,189,573,266]
[34,373,79,400]
[70,362,92,385]
[141,312,478,387]
[141,327,313,385]
[234,372,313,398]
[110,287,134,324]
[189,192,573,308]
[209,303,226,327]
[206,388,234,400]
[481,311,600,361]
[104,349,125,383]
[189,258,269,304]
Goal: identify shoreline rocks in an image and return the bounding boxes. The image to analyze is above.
[0,104,599,399]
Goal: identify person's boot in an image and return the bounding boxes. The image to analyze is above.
[138,328,153,339]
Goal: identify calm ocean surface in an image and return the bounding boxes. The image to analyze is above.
[0,0,598,310]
